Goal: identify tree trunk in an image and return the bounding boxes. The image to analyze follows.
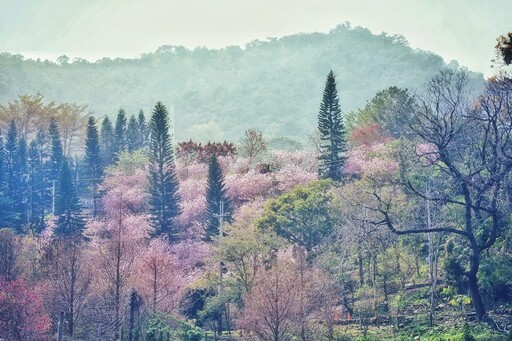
[467,243,486,321]
[467,272,485,320]
[357,244,364,286]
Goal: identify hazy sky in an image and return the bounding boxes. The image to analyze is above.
[0,0,509,76]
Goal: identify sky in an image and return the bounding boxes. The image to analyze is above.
[0,0,510,76]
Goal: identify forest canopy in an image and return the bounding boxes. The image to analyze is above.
[0,24,484,141]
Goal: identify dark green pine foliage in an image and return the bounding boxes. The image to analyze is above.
[4,121,22,230]
[137,110,148,149]
[35,129,51,222]
[148,102,181,240]
[0,131,9,227]
[17,137,28,228]
[5,121,18,196]
[28,141,46,232]
[318,71,347,181]
[85,117,102,179]
[114,109,127,156]
[127,114,139,153]
[204,154,232,241]
[0,130,3,186]
[48,119,64,181]
[100,117,116,167]
[85,117,102,217]
[54,158,85,238]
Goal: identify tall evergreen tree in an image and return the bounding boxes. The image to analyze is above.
[100,117,116,167]
[17,137,28,228]
[317,71,347,181]
[204,154,232,241]
[35,129,51,223]
[148,102,181,240]
[28,141,45,232]
[114,109,127,156]
[85,116,102,217]
[0,130,4,187]
[137,109,148,149]
[48,118,64,181]
[54,158,85,238]
[127,114,139,153]
[4,121,22,230]
[0,130,9,227]
[5,121,18,195]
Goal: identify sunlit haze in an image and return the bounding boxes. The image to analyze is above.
[1,0,509,76]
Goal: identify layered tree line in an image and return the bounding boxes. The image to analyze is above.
[0,24,486,140]
[1,47,512,340]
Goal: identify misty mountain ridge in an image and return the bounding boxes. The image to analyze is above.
[0,23,485,141]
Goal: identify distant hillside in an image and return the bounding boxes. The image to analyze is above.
[0,23,484,141]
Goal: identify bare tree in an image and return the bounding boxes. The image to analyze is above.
[56,103,90,155]
[238,251,325,341]
[239,129,267,164]
[49,238,91,338]
[364,70,512,321]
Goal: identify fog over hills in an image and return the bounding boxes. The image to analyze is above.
[0,23,484,141]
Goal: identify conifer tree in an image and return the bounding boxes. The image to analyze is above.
[114,109,127,156]
[148,102,181,240]
[100,117,116,167]
[5,121,18,195]
[0,130,9,226]
[127,114,139,153]
[85,116,102,217]
[85,117,102,177]
[17,137,28,227]
[35,129,51,223]
[317,71,347,181]
[204,154,232,241]
[48,118,64,181]
[137,109,148,149]
[4,121,22,230]
[28,140,45,232]
[54,158,85,238]
[0,130,3,187]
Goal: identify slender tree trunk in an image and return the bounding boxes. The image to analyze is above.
[92,181,98,217]
[153,265,157,312]
[464,187,486,321]
[57,312,64,341]
[128,294,135,341]
[69,257,75,337]
[114,240,121,341]
[357,244,364,286]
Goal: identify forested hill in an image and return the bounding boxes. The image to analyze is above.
[0,23,484,141]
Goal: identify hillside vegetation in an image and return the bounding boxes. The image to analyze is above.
[0,23,484,141]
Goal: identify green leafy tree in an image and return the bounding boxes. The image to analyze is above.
[100,116,115,167]
[257,180,335,253]
[204,154,232,241]
[54,158,85,238]
[148,102,181,240]
[345,86,414,137]
[317,71,347,181]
